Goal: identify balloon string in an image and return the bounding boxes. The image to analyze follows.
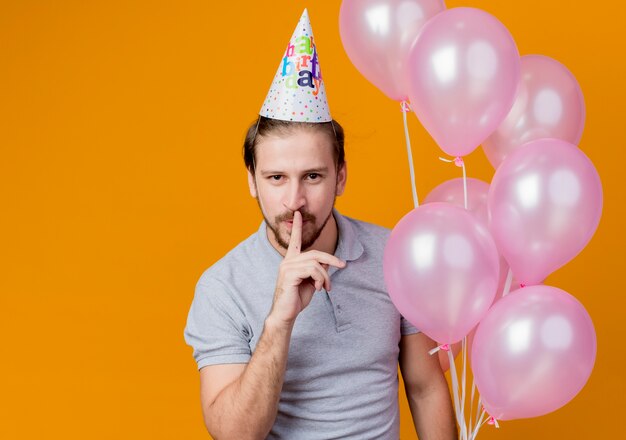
[470,409,487,440]
[502,267,513,297]
[470,393,481,438]
[401,101,419,208]
[461,158,468,210]
[468,380,477,437]
[461,336,468,440]
[447,349,465,438]
[438,155,468,209]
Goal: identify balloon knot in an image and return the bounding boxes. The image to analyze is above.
[439,343,450,351]
[400,101,411,113]
[487,416,500,428]
[454,156,464,167]
[520,283,526,288]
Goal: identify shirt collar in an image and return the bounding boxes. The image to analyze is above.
[332,208,364,262]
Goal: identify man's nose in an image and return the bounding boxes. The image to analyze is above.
[284,181,306,211]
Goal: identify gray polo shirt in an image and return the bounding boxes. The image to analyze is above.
[184,210,418,439]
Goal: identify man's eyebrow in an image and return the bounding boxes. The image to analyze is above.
[259,170,285,177]
[259,167,329,176]
[303,167,329,174]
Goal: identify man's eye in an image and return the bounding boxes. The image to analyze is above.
[307,173,320,180]
[270,175,282,181]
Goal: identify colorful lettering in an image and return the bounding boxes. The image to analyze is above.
[285,42,295,58]
[312,77,321,96]
[295,36,313,55]
[285,74,298,89]
[297,55,311,69]
[311,50,320,79]
[281,57,294,77]
[279,35,323,94]
[297,70,314,88]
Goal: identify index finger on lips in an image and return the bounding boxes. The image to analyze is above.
[286,210,302,258]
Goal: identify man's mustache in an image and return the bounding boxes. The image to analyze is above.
[276,211,316,223]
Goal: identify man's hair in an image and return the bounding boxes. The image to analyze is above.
[243,116,345,174]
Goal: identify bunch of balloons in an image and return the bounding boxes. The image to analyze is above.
[340,0,602,436]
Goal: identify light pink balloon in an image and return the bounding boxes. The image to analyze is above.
[423,178,526,368]
[488,138,603,285]
[471,285,596,420]
[406,7,521,157]
[483,55,586,168]
[424,177,489,222]
[465,272,525,364]
[439,269,523,371]
[339,0,446,101]
[424,178,511,295]
[383,203,500,344]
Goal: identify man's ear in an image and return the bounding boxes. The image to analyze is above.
[247,169,258,198]
[336,161,347,196]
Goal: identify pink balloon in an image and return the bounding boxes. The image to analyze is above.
[437,272,522,371]
[483,55,586,168]
[488,138,603,285]
[471,285,596,421]
[424,178,511,295]
[424,177,489,223]
[384,203,500,344]
[339,0,446,101]
[406,7,521,157]
[465,272,525,363]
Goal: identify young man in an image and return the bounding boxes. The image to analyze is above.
[184,10,456,439]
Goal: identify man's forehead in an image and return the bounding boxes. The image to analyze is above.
[255,130,335,168]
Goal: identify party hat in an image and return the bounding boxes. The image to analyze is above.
[260,9,331,122]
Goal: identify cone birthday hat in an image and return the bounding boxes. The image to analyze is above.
[260,9,331,122]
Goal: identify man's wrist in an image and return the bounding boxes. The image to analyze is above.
[265,312,295,335]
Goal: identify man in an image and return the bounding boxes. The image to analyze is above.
[184,9,456,439]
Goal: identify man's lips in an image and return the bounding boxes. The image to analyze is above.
[285,220,308,226]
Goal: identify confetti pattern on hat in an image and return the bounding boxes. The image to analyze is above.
[260,9,331,123]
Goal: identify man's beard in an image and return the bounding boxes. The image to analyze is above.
[257,200,335,252]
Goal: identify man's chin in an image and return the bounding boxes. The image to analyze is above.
[274,223,317,250]
[265,209,333,252]
[281,228,315,250]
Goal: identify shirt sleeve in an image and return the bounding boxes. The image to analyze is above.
[184,275,252,370]
[400,315,420,336]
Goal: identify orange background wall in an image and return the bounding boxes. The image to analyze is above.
[1,0,623,438]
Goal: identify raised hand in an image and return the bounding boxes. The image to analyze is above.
[269,211,346,326]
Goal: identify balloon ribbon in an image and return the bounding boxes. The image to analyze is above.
[401,100,419,208]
